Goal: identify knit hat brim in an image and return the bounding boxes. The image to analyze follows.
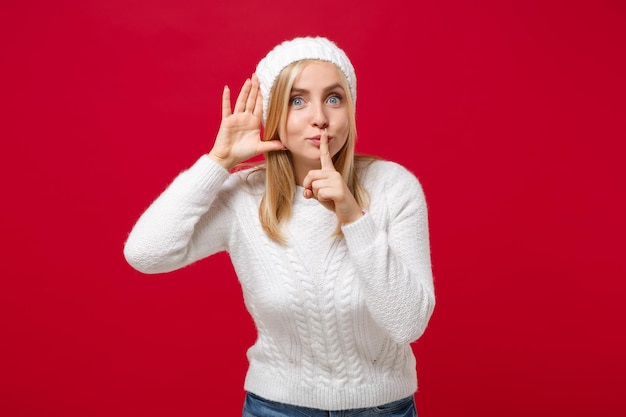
[255,36,356,124]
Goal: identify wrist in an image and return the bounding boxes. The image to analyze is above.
[207,150,236,171]
[341,208,365,225]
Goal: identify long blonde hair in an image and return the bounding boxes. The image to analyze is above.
[255,59,370,243]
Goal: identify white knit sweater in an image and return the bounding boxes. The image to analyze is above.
[123,155,435,410]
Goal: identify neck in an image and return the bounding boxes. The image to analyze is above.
[291,157,321,186]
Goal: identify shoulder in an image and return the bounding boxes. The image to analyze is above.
[358,158,424,195]
[357,157,428,221]
[223,163,266,197]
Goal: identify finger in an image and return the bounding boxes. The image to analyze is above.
[221,86,232,119]
[245,75,259,113]
[253,85,263,120]
[302,171,326,198]
[302,173,312,191]
[234,78,251,113]
[258,139,286,154]
[302,170,319,191]
[319,128,334,170]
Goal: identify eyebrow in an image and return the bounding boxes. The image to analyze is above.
[290,83,345,95]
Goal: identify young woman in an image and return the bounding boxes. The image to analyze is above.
[124,36,435,417]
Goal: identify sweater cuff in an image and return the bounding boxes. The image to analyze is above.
[185,154,231,191]
[341,212,380,255]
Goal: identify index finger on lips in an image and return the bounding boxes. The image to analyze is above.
[320,128,334,170]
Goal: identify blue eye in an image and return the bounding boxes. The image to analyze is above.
[290,97,304,106]
[327,94,342,105]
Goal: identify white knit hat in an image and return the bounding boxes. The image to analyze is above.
[255,36,357,124]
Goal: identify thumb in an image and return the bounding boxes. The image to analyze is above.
[260,139,286,153]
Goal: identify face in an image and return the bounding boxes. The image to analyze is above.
[279,61,350,177]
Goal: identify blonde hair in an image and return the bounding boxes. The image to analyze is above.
[255,59,371,243]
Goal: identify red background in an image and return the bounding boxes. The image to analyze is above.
[1,1,625,416]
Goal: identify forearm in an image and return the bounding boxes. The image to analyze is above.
[342,213,435,344]
[123,155,231,274]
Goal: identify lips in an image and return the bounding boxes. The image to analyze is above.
[307,135,333,145]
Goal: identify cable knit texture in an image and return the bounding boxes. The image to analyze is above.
[123,155,435,410]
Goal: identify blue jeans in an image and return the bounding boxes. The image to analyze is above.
[242,392,417,417]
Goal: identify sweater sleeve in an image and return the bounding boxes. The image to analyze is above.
[123,155,234,274]
[341,162,435,344]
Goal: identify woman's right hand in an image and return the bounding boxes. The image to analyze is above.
[208,74,285,170]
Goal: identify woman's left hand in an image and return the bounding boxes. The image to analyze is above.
[302,129,364,224]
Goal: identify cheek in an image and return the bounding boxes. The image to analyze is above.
[336,118,350,140]
[333,121,351,153]
[332,110,350,129]
[285,112,306,133]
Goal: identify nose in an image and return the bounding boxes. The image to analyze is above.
[311,101,329,129]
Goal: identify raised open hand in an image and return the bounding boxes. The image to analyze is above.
[208,74,284,170]
[302,129,363,224]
